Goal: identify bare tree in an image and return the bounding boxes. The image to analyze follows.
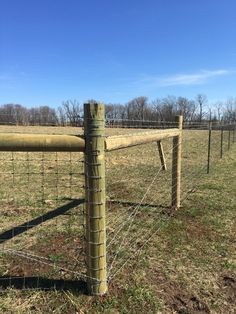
[177,97,196,121]
[62,100,82,126]
[195,94,207,122]
[0,104,29,125]
[57,106,66,126]
[126,96,148,121]
[213,102,224,123]
[223,98,236,122]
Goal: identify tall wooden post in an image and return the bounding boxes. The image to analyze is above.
[220,127,223,159]
[207,121,212,174]
[84,103,107,295]
[171,115,183,209]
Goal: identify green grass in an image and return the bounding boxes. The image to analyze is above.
[0,126,235,313]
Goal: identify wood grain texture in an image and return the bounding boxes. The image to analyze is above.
[0,133,85,152]
[105,129,180,151]
[84,103,107,296]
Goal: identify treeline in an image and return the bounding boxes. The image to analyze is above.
[105,95,236,123]
[0,100,82,126]
[0,94,236,126]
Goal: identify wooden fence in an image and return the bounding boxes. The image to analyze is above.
[0,103,235,295]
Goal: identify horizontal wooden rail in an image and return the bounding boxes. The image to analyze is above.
[0,128,180,152]
[105,128,180,151]
[0,133,85,152]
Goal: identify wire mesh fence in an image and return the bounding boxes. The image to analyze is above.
[105,124,236,282]
[106,139,174,279]
[0,115,235,293]
[0,151,84,205]
[0,125,87,290]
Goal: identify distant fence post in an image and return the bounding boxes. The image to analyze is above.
[220,127,223,159]
[171,115,183,209]
[84,103,107,296]
[233,126,235,143]
[207,121,212,174]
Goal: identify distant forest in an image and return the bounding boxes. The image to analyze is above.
[0,94,236,126]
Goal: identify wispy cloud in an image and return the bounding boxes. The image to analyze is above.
[136,69,231,88]
[160,69,230,86]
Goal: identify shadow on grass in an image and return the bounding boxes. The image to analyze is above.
[0,199,84,244]
[0,275,87,293]
[108,199,169,210]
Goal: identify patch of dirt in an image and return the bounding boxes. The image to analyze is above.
[172,292,210,314]
[1,204,29,216]
[186,223,214,241]
[148,270,210,313]
[108,181,132,199]
[6,234,84,278]
[221,274,236,305]
[178,213,217,242]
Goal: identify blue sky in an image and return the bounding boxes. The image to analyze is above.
[0,0,236,108]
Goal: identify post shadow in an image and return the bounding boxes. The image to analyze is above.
[0,199,84,244]
[0,275,87,293]
[108,199,169,210]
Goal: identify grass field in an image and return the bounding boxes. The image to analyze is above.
[0,126,235,313]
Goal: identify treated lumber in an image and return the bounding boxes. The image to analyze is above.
[0,133,85,152]
[84,103,107,296]
[171,116,183,209]
[105,128,180,151]
[157,140,167,170]
[207,122,212,174]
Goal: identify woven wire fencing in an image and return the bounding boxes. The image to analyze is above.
[105,120,178,280]
[0,127,87,290]
[0,121,235,290]
[105,121,235,282]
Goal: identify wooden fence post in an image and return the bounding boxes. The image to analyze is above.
[157,140,167,171]
[207,121,212,174]
[84,103,107,295]
[171,115,183,209]
[220,127,223,159]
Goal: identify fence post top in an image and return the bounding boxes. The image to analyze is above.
[175,115,183,129]
[84,102,104,108]
[175,115,183,121]
[84,103,105,120]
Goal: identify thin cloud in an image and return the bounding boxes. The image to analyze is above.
[134,69,231,89]
[159,69,230,86]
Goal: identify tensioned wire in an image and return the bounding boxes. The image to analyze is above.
[106,138,183,276]
[106,139,178,246]
[105,136,205,246]
[0,248,97,282]
[106,135,207,245]
[105,137,174,223]
[107,130,235,280]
